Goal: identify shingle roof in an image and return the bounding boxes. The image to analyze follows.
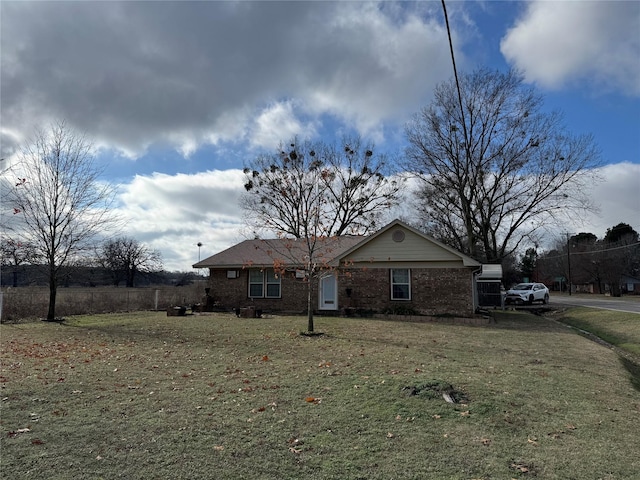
[193,219,481,270]
[193,235,365,269]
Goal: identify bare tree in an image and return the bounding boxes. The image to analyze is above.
[4,121,117,320]
[0,237,39,287]
[97,237,163,287]
[243,136,401,238]
[405,68,602,263]
[601,223,640,296]
[242,136,402,332]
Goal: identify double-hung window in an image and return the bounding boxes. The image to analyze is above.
[391,268,411,300]
[248,269,281,298]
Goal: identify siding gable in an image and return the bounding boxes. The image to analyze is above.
[339,223,478,268]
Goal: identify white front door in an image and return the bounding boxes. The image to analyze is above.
[319,274,338,310]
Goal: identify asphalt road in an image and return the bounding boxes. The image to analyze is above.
[551,294,640,314]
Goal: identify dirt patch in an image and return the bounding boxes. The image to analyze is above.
[402,380,468,403]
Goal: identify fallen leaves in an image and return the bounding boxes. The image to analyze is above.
[548,423,577,440]
[510,461,534,474]
[250,402,277,414]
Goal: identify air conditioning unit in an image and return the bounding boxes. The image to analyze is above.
[227,270,239,279]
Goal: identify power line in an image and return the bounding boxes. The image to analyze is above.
[538,241,640,261]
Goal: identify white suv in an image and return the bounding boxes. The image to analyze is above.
[505,283,550,305]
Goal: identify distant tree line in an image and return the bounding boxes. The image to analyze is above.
[0,260,199,289]
[0,235,188,289]
[513,223,640,295]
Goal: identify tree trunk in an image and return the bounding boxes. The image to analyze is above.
[47,273,57,321]
[126,266,136,288]
[307,278,314,333]
[611,282,621,297]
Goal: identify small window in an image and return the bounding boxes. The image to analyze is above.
[391,268,411,300]
[248,269,281,298]
[248,270,264,298]
[265,270,281,298]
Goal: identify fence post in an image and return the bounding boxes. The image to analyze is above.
[154,289,159,311]
[0,291,4,323]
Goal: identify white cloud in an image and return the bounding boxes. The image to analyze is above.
[305,3,452,138]
[574,162,640,237]
[500,1,640,96]
[249,101,319,150]
[1,2,453,159]
[113,170,247,271]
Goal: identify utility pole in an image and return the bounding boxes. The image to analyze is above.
[566,233,573,296]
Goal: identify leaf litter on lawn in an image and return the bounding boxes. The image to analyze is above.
[1,311,639,479]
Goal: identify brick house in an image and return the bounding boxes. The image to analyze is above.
[193,219,481,317]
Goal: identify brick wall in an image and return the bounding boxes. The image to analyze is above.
[338,267,475,317]
[208,266,476,317]
[208,268,312,313]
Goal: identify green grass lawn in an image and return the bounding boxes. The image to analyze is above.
[550,306,640,357]
[1,311,639,479]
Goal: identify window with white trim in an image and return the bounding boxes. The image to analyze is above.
[265,270,281,297]
[391,268,411,300]
[248,269,281,298]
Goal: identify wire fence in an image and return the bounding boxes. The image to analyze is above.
[0,283,208,322]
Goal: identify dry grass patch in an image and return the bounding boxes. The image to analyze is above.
[1,311,639,479]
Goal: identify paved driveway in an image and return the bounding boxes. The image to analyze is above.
[551,293,640,314]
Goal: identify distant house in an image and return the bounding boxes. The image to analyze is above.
[620,275,640,295]
[560,274,640,296]
[193,219,482,317]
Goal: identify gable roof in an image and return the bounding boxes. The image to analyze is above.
[193,219,481,269]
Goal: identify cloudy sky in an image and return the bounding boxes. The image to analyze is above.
[1,1,639,271]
